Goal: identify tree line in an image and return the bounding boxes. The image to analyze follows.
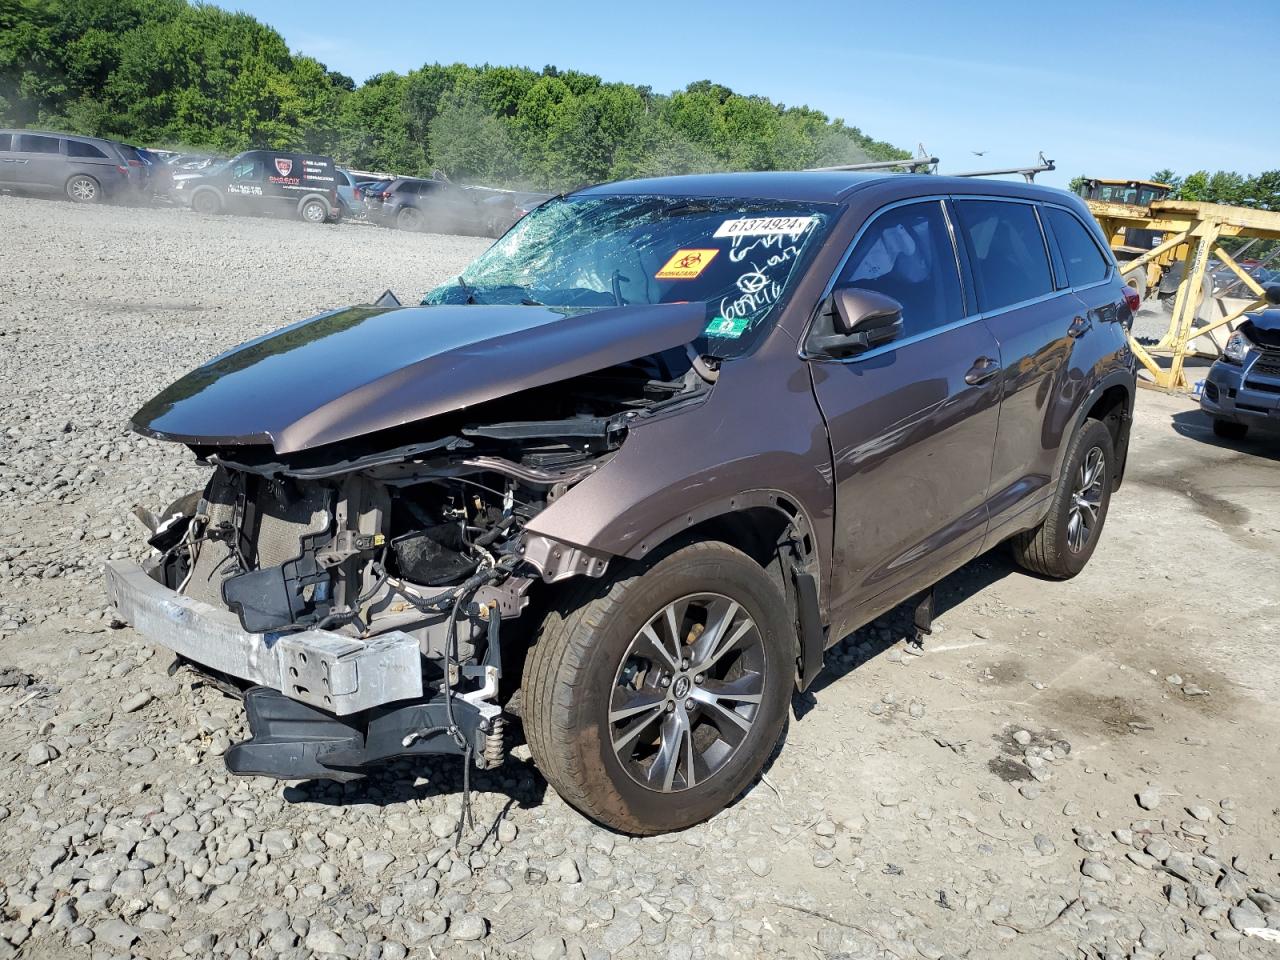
[0,0,909,190]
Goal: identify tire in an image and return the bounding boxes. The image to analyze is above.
[1011,418,1115,579]
[1213,419,1248,440]
[300,198,328,224]
[66,174,100,203]
[396,207,424,231]
[191,190,221,215]
[522,541,794,834]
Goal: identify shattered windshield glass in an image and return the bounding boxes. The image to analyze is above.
[422,194,835,358]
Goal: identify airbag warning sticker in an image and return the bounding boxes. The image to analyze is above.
[714,216,814,238]
[657,249,718,279]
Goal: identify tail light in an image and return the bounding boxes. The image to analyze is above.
[1123,287,1141,313]
[116,165,128,174]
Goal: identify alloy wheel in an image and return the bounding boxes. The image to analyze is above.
[1067,446,1105,553]
[608,593,766,793]
[69,177,97,202]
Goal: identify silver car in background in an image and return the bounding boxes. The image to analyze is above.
[0,129,139,202]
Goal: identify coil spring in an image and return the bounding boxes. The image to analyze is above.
[481,716,505,769]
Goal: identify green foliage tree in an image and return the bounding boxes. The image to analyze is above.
[1,0,911,188]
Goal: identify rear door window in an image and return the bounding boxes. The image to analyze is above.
[67,140,108,159]
[837,200,964,340]
[0,133,11,151]
[1044,207,1109,287]
[19,134,61,154]
[955,199,1054,312]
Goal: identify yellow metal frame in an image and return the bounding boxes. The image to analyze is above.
[1085,199,1280,390]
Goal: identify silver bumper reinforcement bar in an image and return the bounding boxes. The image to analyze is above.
[104,560,423,716]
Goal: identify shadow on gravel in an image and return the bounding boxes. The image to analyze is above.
[281,754,549,812]
[792,550,1021,719]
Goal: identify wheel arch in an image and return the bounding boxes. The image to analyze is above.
[521,491,822,686]
[1056,370,1135,490]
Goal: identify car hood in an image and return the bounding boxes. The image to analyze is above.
[132,302,707,454]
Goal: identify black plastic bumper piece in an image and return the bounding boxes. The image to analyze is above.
[225,686,491,782]
[793,569,825,692]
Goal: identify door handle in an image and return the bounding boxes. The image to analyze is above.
[1068,315,1092,338]
[964,357,1001,385]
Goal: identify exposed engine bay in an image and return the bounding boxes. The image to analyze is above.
[122,347,710,781]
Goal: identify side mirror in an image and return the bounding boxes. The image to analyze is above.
[1265,284,1280,306]
[808,288,904,358]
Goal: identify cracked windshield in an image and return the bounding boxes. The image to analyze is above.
[424,195,834,357]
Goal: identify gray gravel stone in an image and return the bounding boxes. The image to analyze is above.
[450,914,487,941]
[1081,859,1113,882]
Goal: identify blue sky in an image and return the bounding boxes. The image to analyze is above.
[233,0,1276,188]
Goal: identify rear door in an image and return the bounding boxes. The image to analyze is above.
[950,198,1074,540]
[809,198,1002,617]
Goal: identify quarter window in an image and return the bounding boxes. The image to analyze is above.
[66,140,108,159]
[20,134,61,154]
[836,201,964,340]
[1044,207,1109,287]
[955,200,1054,312]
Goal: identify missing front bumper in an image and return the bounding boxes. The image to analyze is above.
[103,559,423,715]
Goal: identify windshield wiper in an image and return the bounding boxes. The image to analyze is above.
[456,275,477,304]
[611,270,629,306]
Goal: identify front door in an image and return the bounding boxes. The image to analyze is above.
[809,199,1001,627]
[13,132,64,189]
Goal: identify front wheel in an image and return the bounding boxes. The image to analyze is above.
[1213,418,1248,440]
[1011,418,1115,579]
[396,207,424,231]
[191,190,221,215]
[522,542,794,834]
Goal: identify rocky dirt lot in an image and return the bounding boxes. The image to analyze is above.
[0,194,1278,960]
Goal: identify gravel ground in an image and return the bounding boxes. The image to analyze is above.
[1,194,1278,960]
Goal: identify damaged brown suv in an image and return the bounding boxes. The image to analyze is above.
[107,172,1137,833]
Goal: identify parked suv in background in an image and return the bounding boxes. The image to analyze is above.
[107,172,1137,834]
[366,176,482,232]
[0,129,137,202]
[174,149,341,223]
[1200,285,1280,439]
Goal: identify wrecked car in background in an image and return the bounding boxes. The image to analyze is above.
[107,171,1137,834]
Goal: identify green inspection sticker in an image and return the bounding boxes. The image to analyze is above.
[705,316,749,338]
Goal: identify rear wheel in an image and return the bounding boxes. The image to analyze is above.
[522,542,793,834]
[1011,419,1115,579]
[300,198,328,223]
[191,190,221,215]
[1213,418,1248,440]
[66,174,100,203]
[396,207,424,231]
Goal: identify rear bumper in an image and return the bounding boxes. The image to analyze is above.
[103,560,423,715]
